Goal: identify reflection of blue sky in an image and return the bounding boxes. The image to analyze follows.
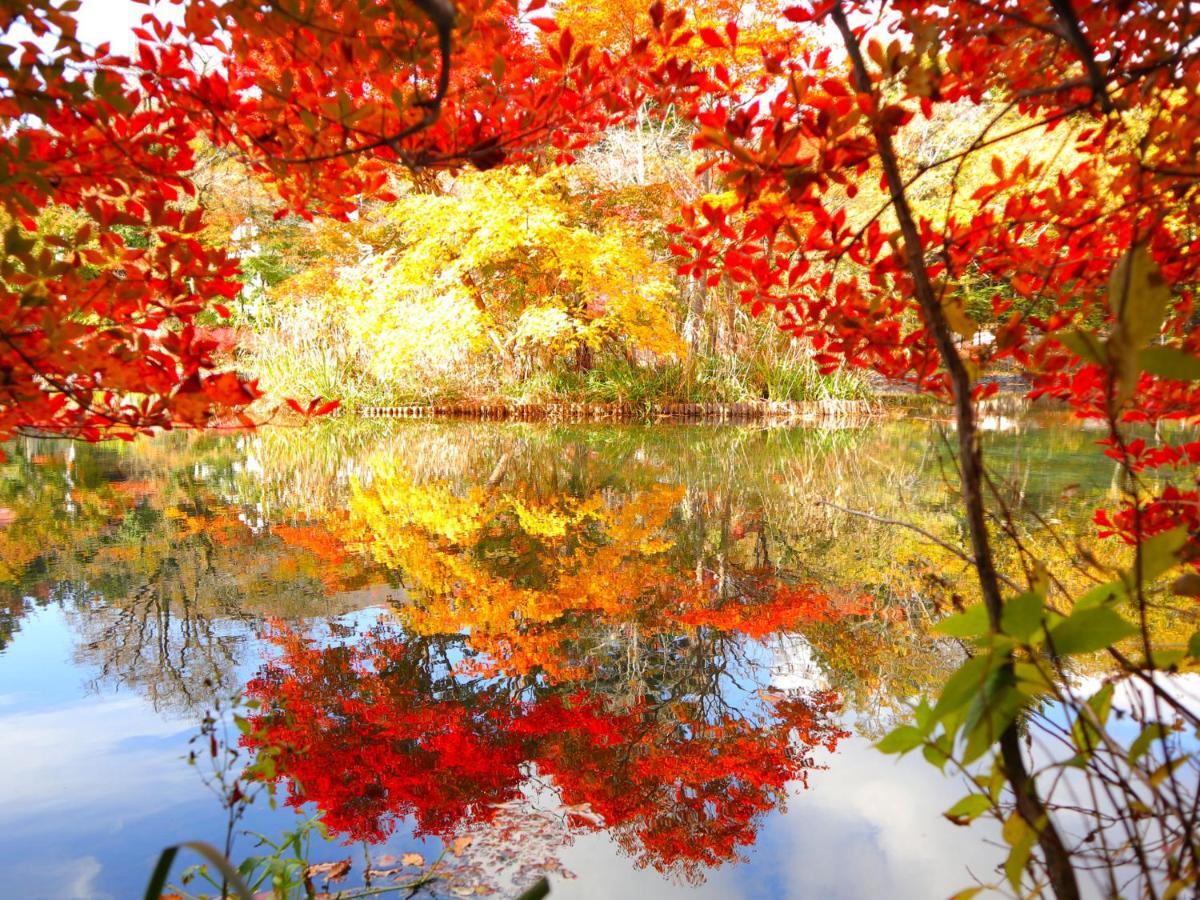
[0,606,433,899]
[554,739,1003,899]
[1,604,1006,899]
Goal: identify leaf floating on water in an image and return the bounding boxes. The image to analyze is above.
[450,836,474,856]
[401,852,426,867]
[305,858,351,883]
[365,868,408,881]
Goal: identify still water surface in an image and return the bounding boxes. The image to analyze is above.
[0,416,1111,899]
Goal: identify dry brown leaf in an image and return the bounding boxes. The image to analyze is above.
[450,836,474,856]
[401,852,426,867]
[365,867,403,880]
[305,858,352,883]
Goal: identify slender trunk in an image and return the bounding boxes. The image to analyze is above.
[830,6,1080,899]
[574,342,593,372]
[685,277,707,355]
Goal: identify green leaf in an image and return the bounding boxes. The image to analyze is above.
[1013,660,1054,695]
[961,666,1026,764]
[943,793,992,826]
[1001,591,1045,642]
[1049,606,1138,656]
[516,877,551,900]
[143,842,254,900]
[922,735,952,770]
[1136,526,1190,584]
[1138,346,1200,382]
[1059,329,1107,366]
[1002,813,1037,892]
[1109,244,1173,350]
[1129,722,1170,764]
[1075,578,1127,610]
[876,725,925,755]
[932,655,992,722]
[935,603,991,638]
[1070,682,1113,758]
[1150,754,1191,789]
[1189,631,1200,660]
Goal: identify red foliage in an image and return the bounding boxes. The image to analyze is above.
[0,0,631,442]
[628,1,1200,561]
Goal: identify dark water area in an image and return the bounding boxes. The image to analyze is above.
[0,415,1116,899]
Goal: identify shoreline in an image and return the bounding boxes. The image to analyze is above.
[352,398,885,423]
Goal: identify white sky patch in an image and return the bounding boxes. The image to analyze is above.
[72,0,152,51]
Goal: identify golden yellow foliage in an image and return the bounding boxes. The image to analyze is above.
[337,167,683,379]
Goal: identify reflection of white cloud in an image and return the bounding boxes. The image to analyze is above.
[0,695,195,835]
[552,736,1003,899]
[772,739,1003,899]
[64,856,105,899]
[769,635,830,693]
[979,415,1019,432]
[9,855,108,900]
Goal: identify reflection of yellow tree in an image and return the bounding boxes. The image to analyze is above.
[340,457,691,677]
[0,438,388,708]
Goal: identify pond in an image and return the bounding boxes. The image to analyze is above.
[0,415,1116,899]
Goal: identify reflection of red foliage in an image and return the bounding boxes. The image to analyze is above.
[244,628,848,881]
[271,521,364,592]
[246,630,524,840]
[529,692,847,878]
[673,578,874,640]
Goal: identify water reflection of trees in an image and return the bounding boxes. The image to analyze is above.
[0,416,1135,886]
[237,424,956,884]
[0,436,390,712]
[245,624,848,885]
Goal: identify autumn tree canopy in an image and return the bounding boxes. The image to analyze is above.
[7,0,1200,896]
[0,0,629,442]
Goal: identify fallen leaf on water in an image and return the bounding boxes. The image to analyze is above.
[305,858,352,883]
[365,867,403,880]
[375,854,398,866]
[402,852,426,867]
[450,836,474,856]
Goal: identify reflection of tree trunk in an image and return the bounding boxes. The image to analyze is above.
[718,491,732,601]
[755,520,771,571]
[634,104,646,186]
[722,278,736,356]
[487,452,511,488]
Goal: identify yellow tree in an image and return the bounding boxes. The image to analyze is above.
[338,167,682,381]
